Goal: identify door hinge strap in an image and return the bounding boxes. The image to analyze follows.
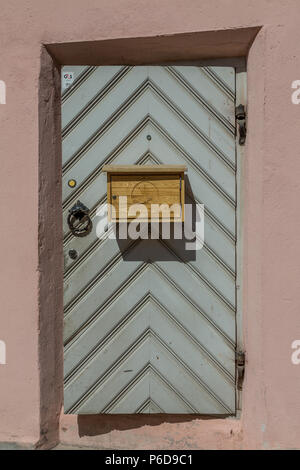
[236,350,245,391]
[235,104,246,145]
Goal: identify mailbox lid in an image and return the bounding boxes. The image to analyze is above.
[102,164,187,174]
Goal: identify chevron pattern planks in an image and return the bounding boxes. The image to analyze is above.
[62,65,237,414]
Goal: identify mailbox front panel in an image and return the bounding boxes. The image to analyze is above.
[109,173,183,220]
[62,65,237,414]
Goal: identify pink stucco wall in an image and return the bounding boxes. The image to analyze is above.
[1,0,300,449]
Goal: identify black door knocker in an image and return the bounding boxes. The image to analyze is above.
[67,200,92,237]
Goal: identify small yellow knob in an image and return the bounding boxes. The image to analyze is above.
[68,179,77,188]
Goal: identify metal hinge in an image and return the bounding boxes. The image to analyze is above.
[236,350,245,391]
[235,104,246,145]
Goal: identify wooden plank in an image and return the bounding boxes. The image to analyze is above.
[108,173,184,221]
[102,164,187,174]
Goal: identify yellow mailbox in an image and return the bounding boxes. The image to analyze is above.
[102,165,187,222]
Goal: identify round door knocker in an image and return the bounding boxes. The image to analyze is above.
[67,200,93,237]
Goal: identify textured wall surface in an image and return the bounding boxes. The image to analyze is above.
[0,0,300,449]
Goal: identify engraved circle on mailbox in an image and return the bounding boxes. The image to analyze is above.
[131,179,159,205]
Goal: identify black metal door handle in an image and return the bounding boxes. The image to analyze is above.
[67,200,92,237]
